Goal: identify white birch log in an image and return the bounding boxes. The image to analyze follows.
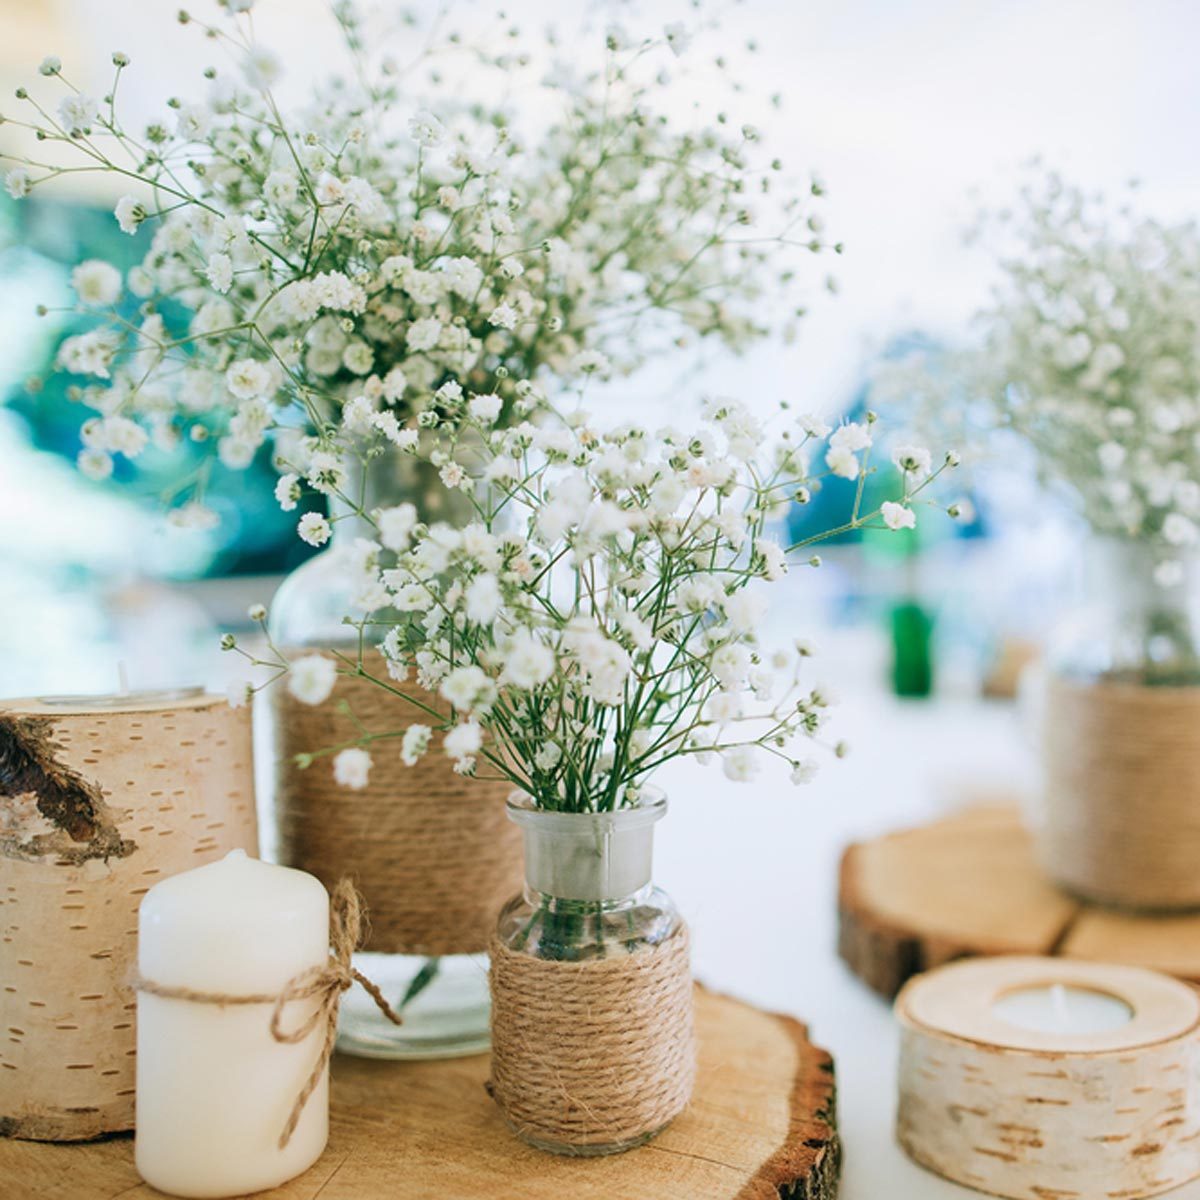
[0,694,257,1141]
[896,957,1200,1200]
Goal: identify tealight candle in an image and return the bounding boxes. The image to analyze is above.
[896,957,1200,1200]
[991,982,1133,1035]
[136,851,330,1198]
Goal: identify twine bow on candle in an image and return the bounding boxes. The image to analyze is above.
[134,877,402,1148]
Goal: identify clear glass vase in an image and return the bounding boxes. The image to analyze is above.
[1050,536,1200,686]
[491,792,694,1156]
[1033,535,1200,908]
[266,452,521,1058]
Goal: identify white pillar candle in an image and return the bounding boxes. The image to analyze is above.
[136,850,330,1198]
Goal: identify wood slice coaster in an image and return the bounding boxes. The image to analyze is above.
[0,986,839,1200]
[839,803,1200,999]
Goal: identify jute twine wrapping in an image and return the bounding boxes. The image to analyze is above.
[272,660,522,956]
[487,926,696,1152]
[1039,674,1200,909]
[136,879,400,1149]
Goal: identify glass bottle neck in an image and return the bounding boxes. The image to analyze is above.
[510,797,665,902]
[522,882,655,913]
[330,449,473,545]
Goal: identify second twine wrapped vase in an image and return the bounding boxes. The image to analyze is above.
[488,791,696,1156]
[268,455,522,1057]
[1033,537,1200,910]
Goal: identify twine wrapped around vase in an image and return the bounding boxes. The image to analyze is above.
[272,664,522,956]
[1037,673,1200,909]
[487,926,696,1154]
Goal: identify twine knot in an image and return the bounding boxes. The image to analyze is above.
[135,877,401,1148]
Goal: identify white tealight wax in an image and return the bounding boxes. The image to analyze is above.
[135,850,330,1198]
[992,982,1134,1035]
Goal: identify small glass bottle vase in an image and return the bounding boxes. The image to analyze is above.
[1033,536,1200,909]
[489,793,696,1156]
[266,452,522,1057]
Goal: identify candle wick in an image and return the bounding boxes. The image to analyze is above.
[1051,983,1068,1029]
[117,661,130,696]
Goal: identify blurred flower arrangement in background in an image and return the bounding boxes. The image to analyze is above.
[877,170,1200,573]
[876,170,1200,683]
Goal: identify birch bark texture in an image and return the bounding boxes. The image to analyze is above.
[896,957,1200,1200]
[0,694,257,1141]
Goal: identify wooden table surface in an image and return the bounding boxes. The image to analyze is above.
[0,987,838,1200]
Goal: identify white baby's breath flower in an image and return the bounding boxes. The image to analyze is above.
[790,759,819,785]
[77,448,113,480]
[892,443,932,478]
[722,745,760,782]
[242,45,282,88]
[382,367,407,403]
[881,501,917,531]
[71,260,122,307]
[469,393,503,425]
[58,94,99,135]
[342,341,374,375]
[176,104,210,140]
[376,503,419,552]
[755,540,788,581]
[406,316,443,352]
[409,110,443,146]
[444,721,482,764]
[664,22,691,56]
[206,252,234,294]
[489,301,518,331]
[5,168,31,200]
[501,630,555,688]
[400,724,432,766]
[297,512,332,546]
[332,747,372,789]
[1163,512,1199,547]
[825,445,859,480]
[465,573,501,624]
[225,358,271,400]
[288,655,337,705]
[114,195,145,235]
[440,665,497,715]
[274,473,300,512]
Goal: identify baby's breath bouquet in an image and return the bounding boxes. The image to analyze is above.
[881,173,1200,910]
[878,172,1200,682]
[3,2,830,519]
[252,398,953,806]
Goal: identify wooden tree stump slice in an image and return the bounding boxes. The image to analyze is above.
[839,804,1200,999]
[0,986,839,1200]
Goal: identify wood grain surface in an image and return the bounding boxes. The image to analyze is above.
[0,986,840,1200]
[839,804,1200,999]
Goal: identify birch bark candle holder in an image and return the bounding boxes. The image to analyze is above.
[896,956,1200,1200]
[0,690,258,1141]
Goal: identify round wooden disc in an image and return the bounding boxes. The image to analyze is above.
[0,986,839,1200]
[839,804,1200,999]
